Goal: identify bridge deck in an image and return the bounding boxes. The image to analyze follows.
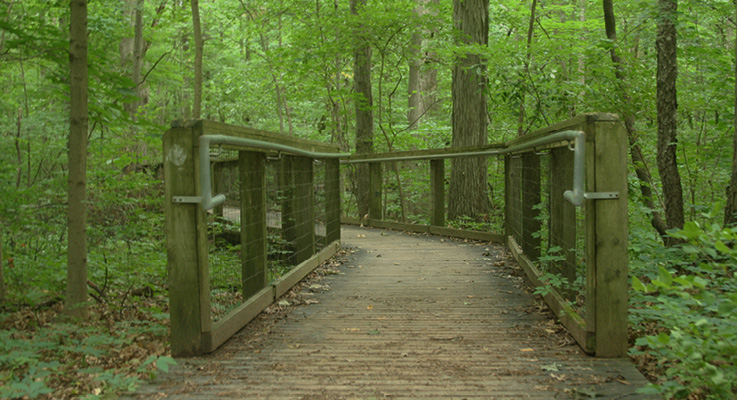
[133,225,648,399]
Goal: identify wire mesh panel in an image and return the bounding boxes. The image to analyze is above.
[164,120,343,356]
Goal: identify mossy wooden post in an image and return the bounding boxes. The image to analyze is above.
[369,162,382,221]
[163,122,212,357]
[325,158,341,243]
[589,118,629,357]
[550,147,576,301]
[504,155,522,240]
[294,156,315,264]
[521,153,541,261]
[430,159,445,227]
[240,151,267,299]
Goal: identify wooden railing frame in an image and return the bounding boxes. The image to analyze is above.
[341,113,629,357]
[164,120,343,356]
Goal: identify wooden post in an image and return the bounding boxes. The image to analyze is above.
[294,156,315,264]
[590,119,629,357]
[550,147,577,301]
[163,123,211,357]
[505,155,523,241]
[281,157,296,264]
[325,158,341,244]
[240,151,268,299]
[521,153,541,261]
[212,161,224,218]
[430,159,445,227]
[369,162,382,221]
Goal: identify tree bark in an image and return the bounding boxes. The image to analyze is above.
[351,0,373,220]
[191,0,203,119]
[726,0,737,226]
[65,0,89,319]
[602,0,669,240]
[407,21,422,130]
[448,0,490,221]
[122,0,147,119]
[656,0,684,242]
[517,0,537,137]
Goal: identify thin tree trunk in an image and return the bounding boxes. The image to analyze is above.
[517,0,537,137]
[725,0,737,226]
[407,4,422,131]
[602,0,669,240]
[448,0,490,221]
[351,0,373,220]
[656,0,684,243]
[65,0,89,319]
[131,0,146,118]
[191,0,203,119]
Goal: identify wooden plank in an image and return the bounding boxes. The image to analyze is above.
[367,219,430,233]
[240,151,268,299]
[430,159,445,227]
[369,162,383,220]
[172,119,342,154]
[504,113,618,148]
[163,125,211,357]
[521,153,541,261]
[592,120,629,358]
[294,156,315,264]
[207,287,274,352]
[343,218,505,243]
[325,158,341,244]
[273,240,340,298]
[429,226,505,243]
[507,236,594,354]
[346,143,506,163]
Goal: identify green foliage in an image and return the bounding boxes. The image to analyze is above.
[0,316,173,399]
[630,220,737,399]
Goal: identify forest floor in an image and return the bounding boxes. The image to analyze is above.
[129,226,650,399]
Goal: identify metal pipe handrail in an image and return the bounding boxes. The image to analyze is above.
[176,130,597,210]
[174,134,349,210]
[344,130,587,206]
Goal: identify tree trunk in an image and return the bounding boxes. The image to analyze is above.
[191,0,203,119]
[656,0,684,243]
[407,4,422,130]
[517,0,537,137]
[65,0,89,319]
[725,0,737,226]
[351,0,373,220]
[448,0,490,221]
[123,0,147,119]
[602,0,669,241]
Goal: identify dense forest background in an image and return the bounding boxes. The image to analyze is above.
[1,0,736,398]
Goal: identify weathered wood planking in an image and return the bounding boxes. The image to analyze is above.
[131,226,649,399]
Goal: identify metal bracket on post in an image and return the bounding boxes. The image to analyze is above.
[583,192,619,200]
[173,196,203,204]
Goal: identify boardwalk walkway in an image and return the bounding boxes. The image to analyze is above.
[133,225,648,399]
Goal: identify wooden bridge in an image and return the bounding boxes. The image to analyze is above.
[150,114,648,398]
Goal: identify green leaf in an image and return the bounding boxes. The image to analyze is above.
[657,267,673,287]
[632,276,648,292]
